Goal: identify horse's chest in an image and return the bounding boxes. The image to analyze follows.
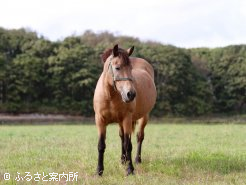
[102,101,131,123]
[109,101,124,114]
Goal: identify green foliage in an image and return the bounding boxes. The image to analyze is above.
[190,45,246,113]
[47,37,100,115]
[135,44,213,116]
[0,27,245,116]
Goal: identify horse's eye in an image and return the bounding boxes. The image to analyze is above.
[115,66,121,71]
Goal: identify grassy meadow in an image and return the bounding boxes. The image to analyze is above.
[1,122,246,184]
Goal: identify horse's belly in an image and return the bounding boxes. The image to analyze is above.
[132,72,157,120]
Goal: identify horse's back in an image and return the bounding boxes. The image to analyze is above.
[130,57,155,80]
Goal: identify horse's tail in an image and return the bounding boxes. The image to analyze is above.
[132,121,137,133]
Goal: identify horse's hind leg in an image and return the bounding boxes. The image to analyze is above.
[135,114,148,164]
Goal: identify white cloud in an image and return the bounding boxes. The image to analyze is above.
[0,0,246,47]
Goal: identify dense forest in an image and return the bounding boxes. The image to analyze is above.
[0,27,245,116]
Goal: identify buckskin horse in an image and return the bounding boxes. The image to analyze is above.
[93,44,157,175]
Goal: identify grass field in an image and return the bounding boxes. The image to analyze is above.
[1,123,246,184]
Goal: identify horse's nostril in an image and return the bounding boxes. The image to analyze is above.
[127,91,136,100]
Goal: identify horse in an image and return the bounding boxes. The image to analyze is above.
[93,44,157,176]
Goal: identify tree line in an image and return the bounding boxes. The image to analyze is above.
[0,28,245,116]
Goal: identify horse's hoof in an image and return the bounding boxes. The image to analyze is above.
[126,166,134,176]
[135,157,142,164]
[126,169,134,176]
[97,167,104,176]
[97,170,103,176]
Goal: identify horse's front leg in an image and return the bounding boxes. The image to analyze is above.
[96,115,107,176]
[119,125,126,164]
[123,116,134,175]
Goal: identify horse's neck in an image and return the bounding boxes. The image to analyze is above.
[103,73,118,100]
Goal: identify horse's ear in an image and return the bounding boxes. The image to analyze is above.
[112,44,119,57]
[127,46,134,56]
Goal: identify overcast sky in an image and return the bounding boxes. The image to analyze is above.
[0,0,246,48]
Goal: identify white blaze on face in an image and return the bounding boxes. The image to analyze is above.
[119,81,136,103]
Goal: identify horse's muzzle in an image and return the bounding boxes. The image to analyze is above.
[127,91,136,101]
[121,90,136,103]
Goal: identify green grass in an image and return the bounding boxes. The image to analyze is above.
[1,123,246,184]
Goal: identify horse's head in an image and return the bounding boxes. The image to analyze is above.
[102,44,136,103]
